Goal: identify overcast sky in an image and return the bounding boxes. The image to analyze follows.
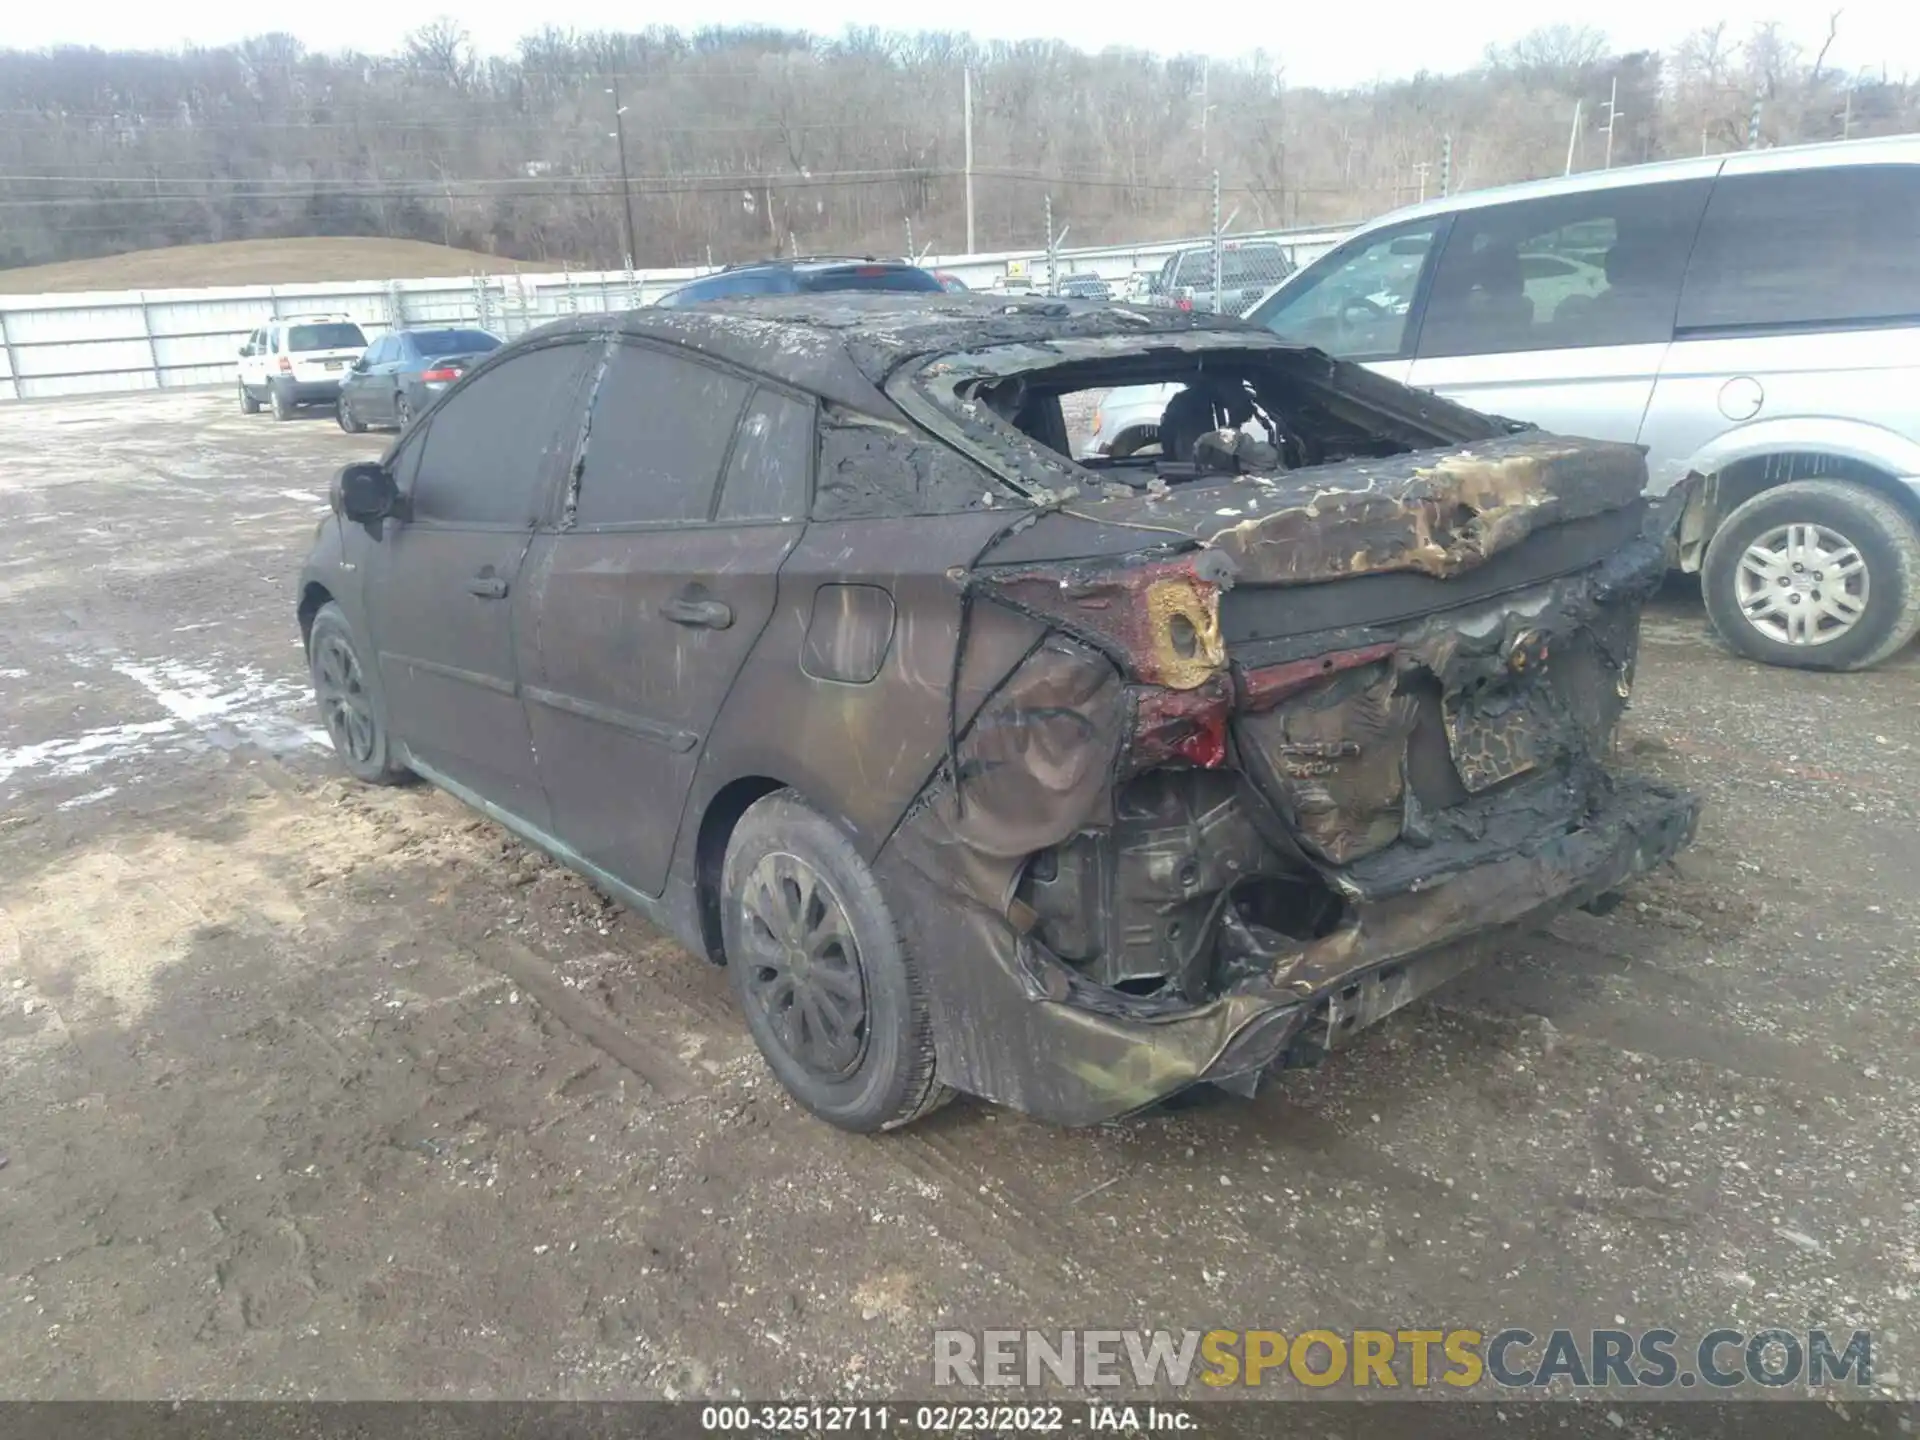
[5,0,1916,90]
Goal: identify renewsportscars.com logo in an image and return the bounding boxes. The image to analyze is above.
[932,1328,1876,1391]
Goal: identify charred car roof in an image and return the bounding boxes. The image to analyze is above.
[524,292,1302,417]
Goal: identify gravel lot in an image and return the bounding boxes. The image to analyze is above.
[0,391,1915,1407]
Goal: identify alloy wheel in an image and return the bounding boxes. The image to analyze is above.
[313,632,377,765]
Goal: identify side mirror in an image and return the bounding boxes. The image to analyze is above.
[333,461,400,524]
[350,357,368,372]
[238,345,252,357]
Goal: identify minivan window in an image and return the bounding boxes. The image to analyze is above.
[287,322,368,352]
[1676,164,1920,333]
[1248,221,1442,359]
[410,343,588,526]
[1416,180,1710,358]
[572,344,752,525]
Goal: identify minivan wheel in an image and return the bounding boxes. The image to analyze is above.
[721,790,950,1132]
[308,602,410,785]
[1703,480,1920,671]
[238,381,261,415]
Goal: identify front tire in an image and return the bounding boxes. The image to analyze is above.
[336,395,365,433]
[270,383,294,422]
[238,381,261,415]
[722,791,949,1132]
[1703,479,1920,671]
[308,602,410,785]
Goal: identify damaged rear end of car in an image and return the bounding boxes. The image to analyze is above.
[875,327,1700,1125]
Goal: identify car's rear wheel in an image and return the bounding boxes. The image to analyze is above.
[270,383,294,421]
[722,790,949,1132]
[1703,479,1920,671]
[308,602,409,785]
[238,381,260,415]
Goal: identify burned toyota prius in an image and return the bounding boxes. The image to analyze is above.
[299,293,1699,1131]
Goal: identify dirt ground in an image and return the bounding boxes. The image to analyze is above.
[0,390,1915,1406]
[0,238,542,294]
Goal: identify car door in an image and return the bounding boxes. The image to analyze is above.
[343,335,387,419]
[1639,159,1920,496]
[1245,216,1449,385]
[240,327,268,390]
[1405,179,1712,446]
[518,340,810,897]
[363,338,597,827]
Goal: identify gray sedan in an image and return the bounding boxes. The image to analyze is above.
[336,328,502,434]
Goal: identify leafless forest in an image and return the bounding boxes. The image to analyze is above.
[2,19,1916,273]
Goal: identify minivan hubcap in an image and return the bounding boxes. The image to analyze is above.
[1735,523,1869,646]
[313,634,377,763]
[738,853,867,1079]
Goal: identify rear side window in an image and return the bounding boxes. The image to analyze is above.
[1677,165,1920,332]
[288,322,368,351]
[1417,180,1710,357]
[410,343,590,526]
[573,344,751,525]
[716,389,813,521]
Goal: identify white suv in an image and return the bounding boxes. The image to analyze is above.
[1240,134,1920,671]
[237,315,370,421]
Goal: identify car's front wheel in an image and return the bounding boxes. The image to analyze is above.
[1703,479,1920,671]
[336,395,364,433]
[238,381,260,415]
[722,790,949,1132]
[308,602,410,785]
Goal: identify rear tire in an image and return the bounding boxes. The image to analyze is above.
[270,383,294,422]
[722,790,949,1132]
[308,602,410,785]
[238,381,260,415]
[1702,479,1920,671]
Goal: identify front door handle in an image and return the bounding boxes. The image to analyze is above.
[661,596,733,629]
[467,571,509,599]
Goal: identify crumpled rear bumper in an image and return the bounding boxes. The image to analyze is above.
[882,774,1698,1127]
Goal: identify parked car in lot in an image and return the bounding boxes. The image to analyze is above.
[300,293,1698,1131]
[336,327,501,434]
[933,271,970,293]
[1055,273,1113,301]
[1146,242,1295,316]
[1244,133,1920,671]
[654,257,944,306]
[238,315,369,420]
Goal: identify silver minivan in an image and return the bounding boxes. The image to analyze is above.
[1113,136,1920,670]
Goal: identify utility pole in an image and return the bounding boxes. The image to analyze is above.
[1842,88,1853,139]
[606,76,637,269]
[1748,97,1764,149]
[1200,58,1212,161]
[1601,76,1621,170]
[1044,192,1054,293]
[963,69,976,255]
[1564,99,1582,175]
[904,216,914,262]
[1440,133,1452,197]
[1412,161,1430,203]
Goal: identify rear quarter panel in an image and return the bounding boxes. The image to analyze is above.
[672,511,1050,871]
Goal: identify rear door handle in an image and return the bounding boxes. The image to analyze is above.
[661,597,733,629]
[467,572,509,599]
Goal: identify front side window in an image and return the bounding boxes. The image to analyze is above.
[1248,221,1442,360]
[409,343,590,526]
[571,344,751,525]
[1677,164,1920,332]
[1416,180,1710,357]
[288,322,368,352]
